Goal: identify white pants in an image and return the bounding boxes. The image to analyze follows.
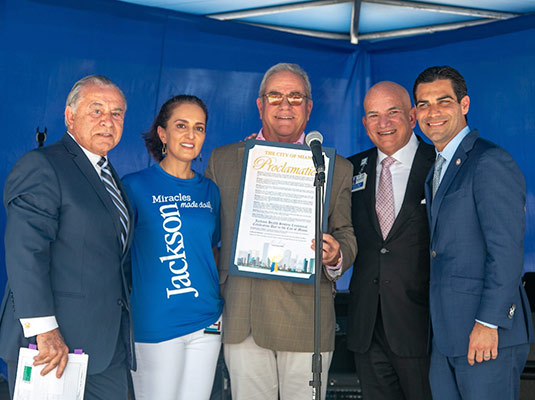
[132,328,221,400]
[224,334,333,400]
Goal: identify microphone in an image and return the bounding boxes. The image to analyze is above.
[305,131,325,173]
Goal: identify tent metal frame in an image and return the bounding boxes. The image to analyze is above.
[205,0,522,42]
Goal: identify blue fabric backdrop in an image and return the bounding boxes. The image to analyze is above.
[0,0,533,379]
[365,14,535,279]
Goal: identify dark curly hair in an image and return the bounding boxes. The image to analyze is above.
[143,95,208,161]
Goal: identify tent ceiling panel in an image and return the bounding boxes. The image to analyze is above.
[116,0,535,41]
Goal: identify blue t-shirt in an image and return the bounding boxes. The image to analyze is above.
[122,164,223,343]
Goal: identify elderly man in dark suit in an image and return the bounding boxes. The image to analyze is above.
[0,75,134,399]
[347,81,434,400]
[205,63,357,400]
[414,65,533,400]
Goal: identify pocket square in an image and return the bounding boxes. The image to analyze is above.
[420,198,426,204]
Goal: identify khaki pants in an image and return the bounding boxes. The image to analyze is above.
[224,334,333,400]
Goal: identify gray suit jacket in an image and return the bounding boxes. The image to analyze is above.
[0,133,134,374]
[205,141,356,352]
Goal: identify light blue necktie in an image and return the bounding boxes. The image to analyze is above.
[432,154,446,199]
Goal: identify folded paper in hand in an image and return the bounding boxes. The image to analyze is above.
[14,347,88,400]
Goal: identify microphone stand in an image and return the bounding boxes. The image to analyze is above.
[310,169,325,400]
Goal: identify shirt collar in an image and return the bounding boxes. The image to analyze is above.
[377,132,419,166]
[67,131,106,169]
[436,125,471,162]
[256,128,305,145]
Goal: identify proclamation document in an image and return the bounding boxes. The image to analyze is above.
[14,347,88,400]
[229,139,335,284]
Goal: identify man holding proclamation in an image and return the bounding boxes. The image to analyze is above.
[205,62,357,400]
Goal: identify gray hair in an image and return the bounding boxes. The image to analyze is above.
[258,63,312,99]
[65,75,127,127]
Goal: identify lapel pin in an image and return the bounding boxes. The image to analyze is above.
[456,158,461,166]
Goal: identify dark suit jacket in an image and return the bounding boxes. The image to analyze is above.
[0,133,134,374]
[425,130,533,357]
[347,138,435,357]
[205,141,357,352]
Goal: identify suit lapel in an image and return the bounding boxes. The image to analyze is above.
[237,143,245,167]
[61,134,124,251]
[429,130,479,235]
[389,141,434,239]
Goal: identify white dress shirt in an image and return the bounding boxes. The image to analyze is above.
[375,133,419,218]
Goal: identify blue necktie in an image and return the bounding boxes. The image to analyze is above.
[98,157,129,249]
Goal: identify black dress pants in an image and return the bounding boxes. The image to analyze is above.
[354,306,432,400]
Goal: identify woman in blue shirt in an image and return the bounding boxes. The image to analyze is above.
[123,95,223,400]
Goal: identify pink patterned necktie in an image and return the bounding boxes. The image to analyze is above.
[376,156,396,239]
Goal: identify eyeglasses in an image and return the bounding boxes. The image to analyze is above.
[262,92,308,106]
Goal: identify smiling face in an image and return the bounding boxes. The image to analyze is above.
[414,79,469,152]
[157,102,206,165]
[65,83,125,156]
[256,71,313,143]
[362,82,415,156]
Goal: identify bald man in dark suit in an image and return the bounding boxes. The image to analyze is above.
[347,81,434,400]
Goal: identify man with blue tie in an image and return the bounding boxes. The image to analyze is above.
[0,75,134,399]
[413,65,533,399]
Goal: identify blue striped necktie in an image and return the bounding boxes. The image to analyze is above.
[98,157,129,249]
